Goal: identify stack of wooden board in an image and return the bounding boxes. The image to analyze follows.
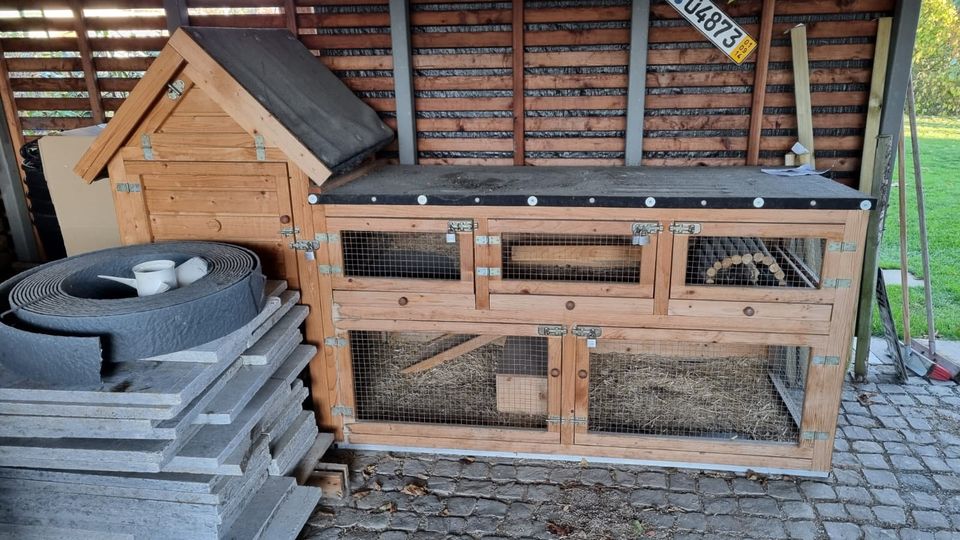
[0,281,327,539]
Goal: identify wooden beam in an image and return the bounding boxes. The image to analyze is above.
[389,0,417,164]
[623,0,650,166]
[284,0,298,35]
[788,24,814,168]
[746,0,775,166]
[857,17,892,193]
[163,0,189,34]
[512,0,525,165]
[400,335,502,374]
[0,90,39,262]
[70,0,105,124]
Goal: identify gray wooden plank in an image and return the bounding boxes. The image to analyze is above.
[624,0,650,166]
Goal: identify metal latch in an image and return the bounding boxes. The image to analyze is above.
[632,222,662,245]
[812,356,841,366]
[567,416,588,426]
[476,267,501,277]
[822,279,852,289]
[140,134,153,160]
[290,239,321,251]
[669,222,702,235]
[331,405,354,417]
[254,134,266,161]
[166,79,185,100]
[828,242,858,252]
[115,183,141,193]
[280,226,300,237]
[546,415,563,425]
[537,325,567,337]
[324,337,347,347]
[475,235,501,245]
[572,326,602,339]
[318,265,342,275]
[448,220,474,232]
[316,232,340,243]
[801,431,829,441]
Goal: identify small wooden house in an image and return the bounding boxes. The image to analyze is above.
[73,26,394,427]
[77,26,874,476]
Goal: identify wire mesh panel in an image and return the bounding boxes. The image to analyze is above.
[587,341,809,442]
[350,331,549,430]
[341,231,461,280]
[501,233,643,283]
[685,236,826,288]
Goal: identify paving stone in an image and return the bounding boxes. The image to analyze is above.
[741,516,788,539]
[402,460,429,478]
[782,501,815,520]
[697,477,730,495]
[732,477,766,495]
[860,526,897,540]
[546,468,578,485]
[857,453,890,469]
[357,512,390,531]
[431,460,462,478]
[933,475,960,491]
[739,497,780,516]
[785,521,820,540]
[389,512,421,532]
[675,512,708,531]
[611,469,636,487]
[801,482,837,500]
[427,478,457,496]
[843,426,874,440]
[921,456,952,472]
[847,415,878,428]
[515,466,549,483]
[629,488,667,509]
[409,494,444,514]
[378,532,407,540]
[580,468,614,486]
[666,492,701,512]
[461,462,491,480]
[336,507,365,528]
[766,481,802,500]
[901,474,936,490]
[890,454,925,471]
[636,472,667,489]
[497,517,537,537]
[444,497,477,517]
[668,473,697,492]
[872,505,907,525]
[703,497,737,515]
[862,469,899,488]
[883,442,912,454]
[835,438,850,452]
[870,488,905,507]
[464,516,501,536]
[851,441,883,453]
[835,486,872,504]
[900,530,937,540]
[817,502,848,520]
[302,527,343,540]
[475,499,508,517]
[493,483,526,501]
[506,502,535,520]
[912,510,951,529]
[823,521,862,540]
[906,491,942,509]
[524,484,559,502]
[846,504,874,522]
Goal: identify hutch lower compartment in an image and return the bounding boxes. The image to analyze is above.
[310,167,872,475]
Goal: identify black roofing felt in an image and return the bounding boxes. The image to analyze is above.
[183,27,394,175]
[314,165,876,210]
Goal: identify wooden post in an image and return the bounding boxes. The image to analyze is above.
[284,0,298,35]
[0,92,39,262]
[70,0,106,124]
[389,0,417,164]
[623,0,650,166]
[895,132,910,348]
[745,0,775,166]
[512,0,525,166]
[858,17,892,193]
[788,25,814,168]
[163,0,189,34]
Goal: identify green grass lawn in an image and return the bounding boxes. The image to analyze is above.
[874,116,960,340]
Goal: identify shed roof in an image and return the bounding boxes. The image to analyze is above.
[74,26,394,184]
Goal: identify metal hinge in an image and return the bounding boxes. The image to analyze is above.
[669,222,702,235]
[822,278,852,289]
[537,325,567,337]
[318,265,342,275]
[331,405,354,417]
[572,326,602,339]
[254,134,266,161]
[828,242,858,252]
[324,337,347,347]
[476,267,501,277]
[567,416,588,426]
[448,220,474,232]
[279,226,300,237]
[812,356,841,366]
[801,431,830,441]
[140,134,153,160]
[316,232,340,243]
[115,182,141,193]
[475,235,501,245]
[546,415,563,425]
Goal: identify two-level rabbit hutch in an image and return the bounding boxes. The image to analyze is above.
[76,19,876,476]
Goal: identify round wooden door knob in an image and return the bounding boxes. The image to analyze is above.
[743,306,756,317]
[279,214,291,224]
[565,300,576,310]
[398,296,409,306]
[206,219,222,232]
[550,368,560,377]
[578,369,588,379]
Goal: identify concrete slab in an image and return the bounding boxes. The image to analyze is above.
[269,411,319,476]
[881,268,925,287]
[247,290,300,348]
[259,485,322,540]
[265,380,308,442]
[0,523,133,540]
[222,476,296,540]
[240,306,308,366]
[270,344,316,387]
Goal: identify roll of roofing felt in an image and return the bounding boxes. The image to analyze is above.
[0,242,265,385]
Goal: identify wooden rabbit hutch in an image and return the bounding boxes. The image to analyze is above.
[64,0,915,476]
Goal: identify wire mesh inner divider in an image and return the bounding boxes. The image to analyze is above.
[350,330,549,429]
[587,341,808,442]
[501,233,643,283]
[685,236,825,288]
[341,230,461,280]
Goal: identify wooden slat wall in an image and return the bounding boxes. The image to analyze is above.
[0,0,894,185]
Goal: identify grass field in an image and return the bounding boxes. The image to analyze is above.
[874,116,960,340]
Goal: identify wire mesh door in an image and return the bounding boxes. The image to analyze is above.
[486,220,658,297]
[326,218,475,293]
[670,222,845,304]
[573,336,814,456]
[341,325,563,444]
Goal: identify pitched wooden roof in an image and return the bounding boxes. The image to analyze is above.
[74,27,394,185]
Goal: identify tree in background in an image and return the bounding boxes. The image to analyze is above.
[913,0,960,116]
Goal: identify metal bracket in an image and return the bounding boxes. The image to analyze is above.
[822,279,852,289]
[166,79,185,100]
[279,226,300,237]
[331,405,354,417]
[324,337,347,347]
[475,235,501,245]
[801,431,830,441]
[546,415,563,425]
[828,242,858,252]
[318,265,342,275]
[316,232,340,243]
[140,134,153,160]
[572,326,602,339]
[448,220,474,232]
[669,222,702,235]
[476,267,501,277]
[254,134,266,161]
[812,356,841,366]
[115,183,141,193]
[537,325,567,337]
[567,416,588,426]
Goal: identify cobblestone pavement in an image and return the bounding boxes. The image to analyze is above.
[300,349,960,540]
